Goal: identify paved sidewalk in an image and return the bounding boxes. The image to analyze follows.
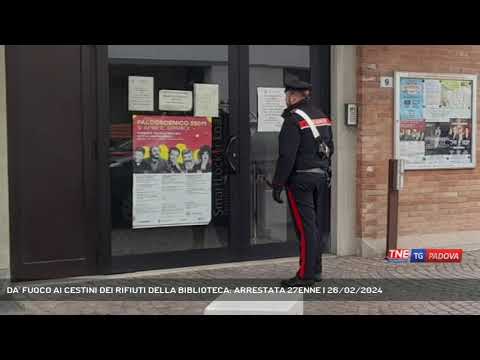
[2,250,480,315]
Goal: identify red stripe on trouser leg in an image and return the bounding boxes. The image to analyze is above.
[287,189,307,279]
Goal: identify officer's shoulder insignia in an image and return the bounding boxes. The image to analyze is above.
[298,118,332,130]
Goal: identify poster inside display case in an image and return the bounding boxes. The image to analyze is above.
[394,72,477,170]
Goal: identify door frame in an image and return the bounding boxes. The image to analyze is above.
[95,45,331,275]
[6,45,99,281]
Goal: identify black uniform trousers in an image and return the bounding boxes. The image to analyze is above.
[286,171,328,280]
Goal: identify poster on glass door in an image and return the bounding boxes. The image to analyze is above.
[132,115,213,229]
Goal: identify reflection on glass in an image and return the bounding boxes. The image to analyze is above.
[249,45,311,245]
[108,45,230,256]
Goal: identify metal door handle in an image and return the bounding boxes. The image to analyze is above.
[225,136,239,173]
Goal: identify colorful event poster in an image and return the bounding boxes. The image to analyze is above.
[132,115,213,229]
[400,120,426,141]
[446,118,472,156]
[424,122,451,155]
[400,78,424,120]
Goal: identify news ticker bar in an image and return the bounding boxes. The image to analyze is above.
[386,249,463,263]
[2,279,480,301]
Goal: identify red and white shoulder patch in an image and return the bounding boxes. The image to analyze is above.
[298,118,332,130]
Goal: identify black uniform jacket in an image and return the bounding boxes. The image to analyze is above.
[272,98,334,188]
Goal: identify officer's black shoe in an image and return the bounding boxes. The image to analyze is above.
[280,276,315,288]
[314,273,322,282]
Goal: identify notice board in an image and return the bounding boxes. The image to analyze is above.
[394,72,477,170]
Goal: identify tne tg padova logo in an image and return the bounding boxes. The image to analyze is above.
[385,249,463,263]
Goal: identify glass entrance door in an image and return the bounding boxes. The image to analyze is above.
[104,45,241,271]
[98,45,331,274]
[249,45,311,246]
[247,45,332,253]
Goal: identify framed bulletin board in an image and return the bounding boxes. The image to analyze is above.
[394,72,477,170]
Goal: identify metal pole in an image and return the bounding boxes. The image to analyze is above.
[386,159,400,255]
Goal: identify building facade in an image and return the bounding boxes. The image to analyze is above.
[1,45,478,281]
[357,46,480,255]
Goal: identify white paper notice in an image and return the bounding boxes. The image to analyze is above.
[424,79,442,106]
[159,90,193,112]
[424,80,449,122]
[400,141,427,168]
[441,80,472,119]
[133,173,212,228]
[194,84,219,117]
[257,87,286,132]
[400,141,425,158]
[424,107,451,122]
[128,76,154,111]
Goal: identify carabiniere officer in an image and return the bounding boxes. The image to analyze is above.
[271,78,334,288]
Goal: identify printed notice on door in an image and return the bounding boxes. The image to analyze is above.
[194,84,219,117]
[159,90,193,112]
[132,115,213,229]
[128,76,154,111]
[257,87,286,132]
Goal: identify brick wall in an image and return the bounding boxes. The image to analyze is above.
[357,45,480,251]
